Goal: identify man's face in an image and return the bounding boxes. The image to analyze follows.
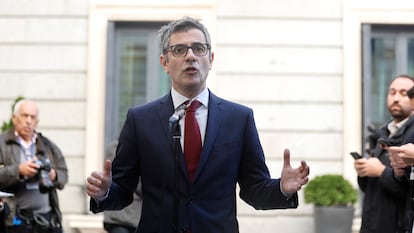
[12,101,39,141]
[160,28,214,97]
[387,77,414,122]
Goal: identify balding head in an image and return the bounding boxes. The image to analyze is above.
[12,99,39,142]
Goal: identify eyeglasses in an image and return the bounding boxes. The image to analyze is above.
[168,43,210,57]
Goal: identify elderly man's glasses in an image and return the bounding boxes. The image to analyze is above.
[168,43,210,57]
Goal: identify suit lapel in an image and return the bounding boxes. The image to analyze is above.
[193,92,223,182]
[157,94,175,143]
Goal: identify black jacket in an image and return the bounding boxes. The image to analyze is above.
[0,128,68,227]
[358,116,414,233]
[0,202,9,233]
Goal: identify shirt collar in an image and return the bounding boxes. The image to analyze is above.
[396,117,409,128]
[388,117,410,137]
[14,131,37,148]
[389,117,410,130]
[171,87,209,109]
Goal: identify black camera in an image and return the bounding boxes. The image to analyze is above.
[33,158,54,193]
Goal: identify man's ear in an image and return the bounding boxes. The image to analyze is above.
[160,55,169,74]
[209,52,214,70]
[11,115,17,126]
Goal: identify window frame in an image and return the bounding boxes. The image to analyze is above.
[104,21,170,147]
[361,24,414,153]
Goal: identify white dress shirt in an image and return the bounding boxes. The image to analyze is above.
[171,87,209,150]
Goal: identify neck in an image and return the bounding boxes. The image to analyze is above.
[173,85,205,99]
[20,134,34,144]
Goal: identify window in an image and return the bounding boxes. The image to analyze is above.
[362,24,414,151]
[105,21,171,146]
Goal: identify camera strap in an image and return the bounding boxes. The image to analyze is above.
[16,136,42,190]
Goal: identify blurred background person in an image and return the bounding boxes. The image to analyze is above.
[354,74,414,233]
[386,85,414,233]
[0,99,68,233]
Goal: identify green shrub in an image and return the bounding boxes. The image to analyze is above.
[304,174,358,207]
[1,96,24,132]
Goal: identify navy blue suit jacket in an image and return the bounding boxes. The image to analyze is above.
[91,90,298,233]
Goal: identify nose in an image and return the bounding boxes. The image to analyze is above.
[185,48,196,62]
[25,115,34,124]
[393,92,403,101]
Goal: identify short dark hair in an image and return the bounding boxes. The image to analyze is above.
[390,74,414,98]
[408,86,414,99]
[159,17,211,61]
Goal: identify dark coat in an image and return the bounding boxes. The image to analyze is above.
[91,90,298,233]
[0,129,68,227]
[0,202,10,233]
[358,116,414,233]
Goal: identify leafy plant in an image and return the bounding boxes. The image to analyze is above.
[304,174,358,207]
[1,96,24,132]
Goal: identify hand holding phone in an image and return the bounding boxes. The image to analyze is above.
[350,152,363,160]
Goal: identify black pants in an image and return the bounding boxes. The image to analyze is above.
[1,203,10,233]
[104,223,136,233]
[8,210,62,233]
[8,224,62,233]
[7,224,32,233]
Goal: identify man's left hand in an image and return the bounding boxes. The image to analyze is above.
[280,149,310,194]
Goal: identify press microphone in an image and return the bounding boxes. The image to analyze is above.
[169,104,187,124]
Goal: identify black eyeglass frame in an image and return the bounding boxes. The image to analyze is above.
[167,43,211,57]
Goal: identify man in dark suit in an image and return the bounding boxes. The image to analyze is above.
[86,16,310,233]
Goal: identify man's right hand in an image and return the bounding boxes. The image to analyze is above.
[86,160,112,199]
[354,157,386,177]
[19,158,40,178]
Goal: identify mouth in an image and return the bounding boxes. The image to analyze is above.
[22,125,33,131]
[390,104,401,110]
[183,66,198,75]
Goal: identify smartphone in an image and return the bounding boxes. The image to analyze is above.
[350,152,363,160]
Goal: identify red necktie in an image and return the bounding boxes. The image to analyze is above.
[184,100,202,182]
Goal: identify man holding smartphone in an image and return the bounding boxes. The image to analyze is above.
[353,74,414,233]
